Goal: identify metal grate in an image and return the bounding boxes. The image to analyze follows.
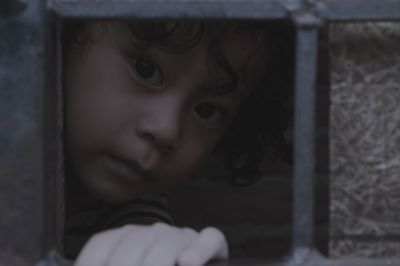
[0,0,399,265]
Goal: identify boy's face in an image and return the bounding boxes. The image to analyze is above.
[65,22,265,202]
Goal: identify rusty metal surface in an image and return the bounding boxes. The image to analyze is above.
[0,0,57,265]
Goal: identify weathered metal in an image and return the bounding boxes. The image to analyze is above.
[51,0,400,21]
[0,0,27,17]
[324,0,400,22]
[292,25,319,250]
[50,0,287,19]
[0,0,61,264]
[35,253,400,266]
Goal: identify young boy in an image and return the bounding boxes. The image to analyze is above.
[63,20,292,265]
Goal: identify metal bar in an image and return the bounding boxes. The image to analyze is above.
[0,0,51,265]
[36,254,400,266]
[208,257,400,266]
[51,0,400,21]
[43,5,64,253]
[324,0,400,22]
[292,26,319,249]
[50,0,287,19]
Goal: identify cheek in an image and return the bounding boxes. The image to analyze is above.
[168,129,222,181]
[65,66,133,170]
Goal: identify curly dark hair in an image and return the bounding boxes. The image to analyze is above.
[61,19,294,186]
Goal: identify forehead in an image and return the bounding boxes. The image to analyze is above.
[84,21,268,89]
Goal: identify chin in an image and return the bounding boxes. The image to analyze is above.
[82,177,136,203]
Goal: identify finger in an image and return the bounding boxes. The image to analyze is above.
[177,227,228,266]
[105,223,170,266]
[140,226,198,266]
[74,225,132,266]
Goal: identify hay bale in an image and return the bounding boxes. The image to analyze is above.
[330,22,400,257]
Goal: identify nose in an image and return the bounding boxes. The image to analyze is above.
[136,98,183,152]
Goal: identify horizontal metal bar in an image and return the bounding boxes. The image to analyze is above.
[37,254,400,266]
[314,258,400,266]
[208,257,400,266]
[50,0,287,19]
[324,0,400,21]
[51,0,400,21]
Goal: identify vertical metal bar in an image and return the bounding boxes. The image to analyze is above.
[0,0,52,264]
[292,26,319,249]
[44,3,64,253]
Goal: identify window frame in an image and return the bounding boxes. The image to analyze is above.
[1,0,399,265]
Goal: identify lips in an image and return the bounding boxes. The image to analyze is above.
[106,153,153,183]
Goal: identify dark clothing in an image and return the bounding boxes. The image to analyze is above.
[64,176,172,258]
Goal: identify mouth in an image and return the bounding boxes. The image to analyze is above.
[106,154,152,183]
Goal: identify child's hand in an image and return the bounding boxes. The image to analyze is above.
[74,223,228,266]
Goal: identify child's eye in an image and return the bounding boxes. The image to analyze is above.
[193,102,229,127]
[131,57,163,86]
